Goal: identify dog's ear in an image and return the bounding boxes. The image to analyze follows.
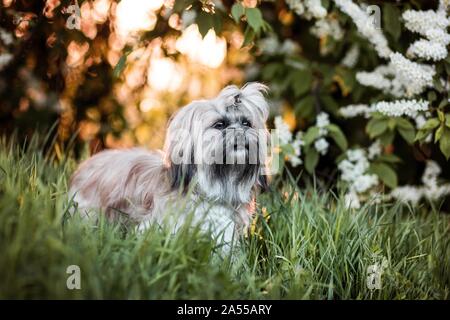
[164,102,198,193]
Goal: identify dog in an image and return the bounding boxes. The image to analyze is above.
[69,82,270,248]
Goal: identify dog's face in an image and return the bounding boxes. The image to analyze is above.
[164,82,270,203]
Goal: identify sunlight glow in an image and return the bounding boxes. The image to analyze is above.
[147,57,184,92]
[115,0,163,38]
[176,24,227,68]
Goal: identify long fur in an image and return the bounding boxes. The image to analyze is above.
[69,82,270,245]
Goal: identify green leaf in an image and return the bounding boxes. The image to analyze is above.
[421,118,440,131]
[262,63,282,80]
[320,95,340,115]
[173,0,196,12]
[435,125,444,143]
[366,118,388,138]
[445,114,450,128]
[196,11,215,37]
[327,124,348,151]
[290,69,312,97]
[305,148,319,174]
[303,126,320,146]
[242,26,255,47]
[379,130,395,146]
[383,4,401,40]
[396,118,415,144]
[438,110,445,122]
[295,95,315,119]
[398,127,416,144]
[415,130,430,142]
[245,8,264,33]
[113,52,129,78]
[231,3,245,23]
[439,128,450,159]
[369,163,398,189]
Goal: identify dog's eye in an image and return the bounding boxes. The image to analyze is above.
[241,119,252,127]
[212,121,226,130]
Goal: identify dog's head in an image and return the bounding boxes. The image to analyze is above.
[164,82,270,203]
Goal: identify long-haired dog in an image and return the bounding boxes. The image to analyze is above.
[69,82,270,248]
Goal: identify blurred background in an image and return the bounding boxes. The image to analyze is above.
[0,0,254,153]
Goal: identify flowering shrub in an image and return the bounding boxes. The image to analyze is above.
[218,0,450,207]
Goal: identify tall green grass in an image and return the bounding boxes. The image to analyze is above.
[0,135,448,299]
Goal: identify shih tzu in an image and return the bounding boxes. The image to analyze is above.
[69,82,271,248]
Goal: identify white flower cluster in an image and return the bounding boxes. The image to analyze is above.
[0,28,13,46]
[314,112,330,155]
[310,17,344,41]
[339,104,372,118]
[332,0,392,58]
[286,0,327,19]
[341,45,360,68]
[390,161,450,205]
[372,99,429,117]
[338,149,379,208]
[0,28,14,72]
[274,116,304,167]
[403,1,450,61]
[407,39,448,61]
[0,53,13,71]
[367,140,382,160]
[356,53,435,98]
[389,52,436,97]
[259,35,299,56]
[289,132,305,167]
[340,99,429,120]
[274,116,293,145]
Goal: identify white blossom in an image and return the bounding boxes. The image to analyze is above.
[286,0,305,16]
[372,99,429,117]
[259,36,280,56]
[407,39,448,61]
[310,17,344,41]
[280,39,300,55]
[287,132,305,167]
[339,104,372,118]
[316,112,330,128]
[287,0,327,20]
[305,0,327,19]
[0,28,13,46]
[333,0,392,58]
[338,148,379,195]
[402,9,449,38]
[274,116,292,145]
[356,69,392,92]
[0,53,13,71]
[390,160,450,204]
[390,186,423,205]
[368,140,382,160]
[344,191,361,209]
[314,138,329,155]
[389,52,436,97]
[341,45,360,68]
